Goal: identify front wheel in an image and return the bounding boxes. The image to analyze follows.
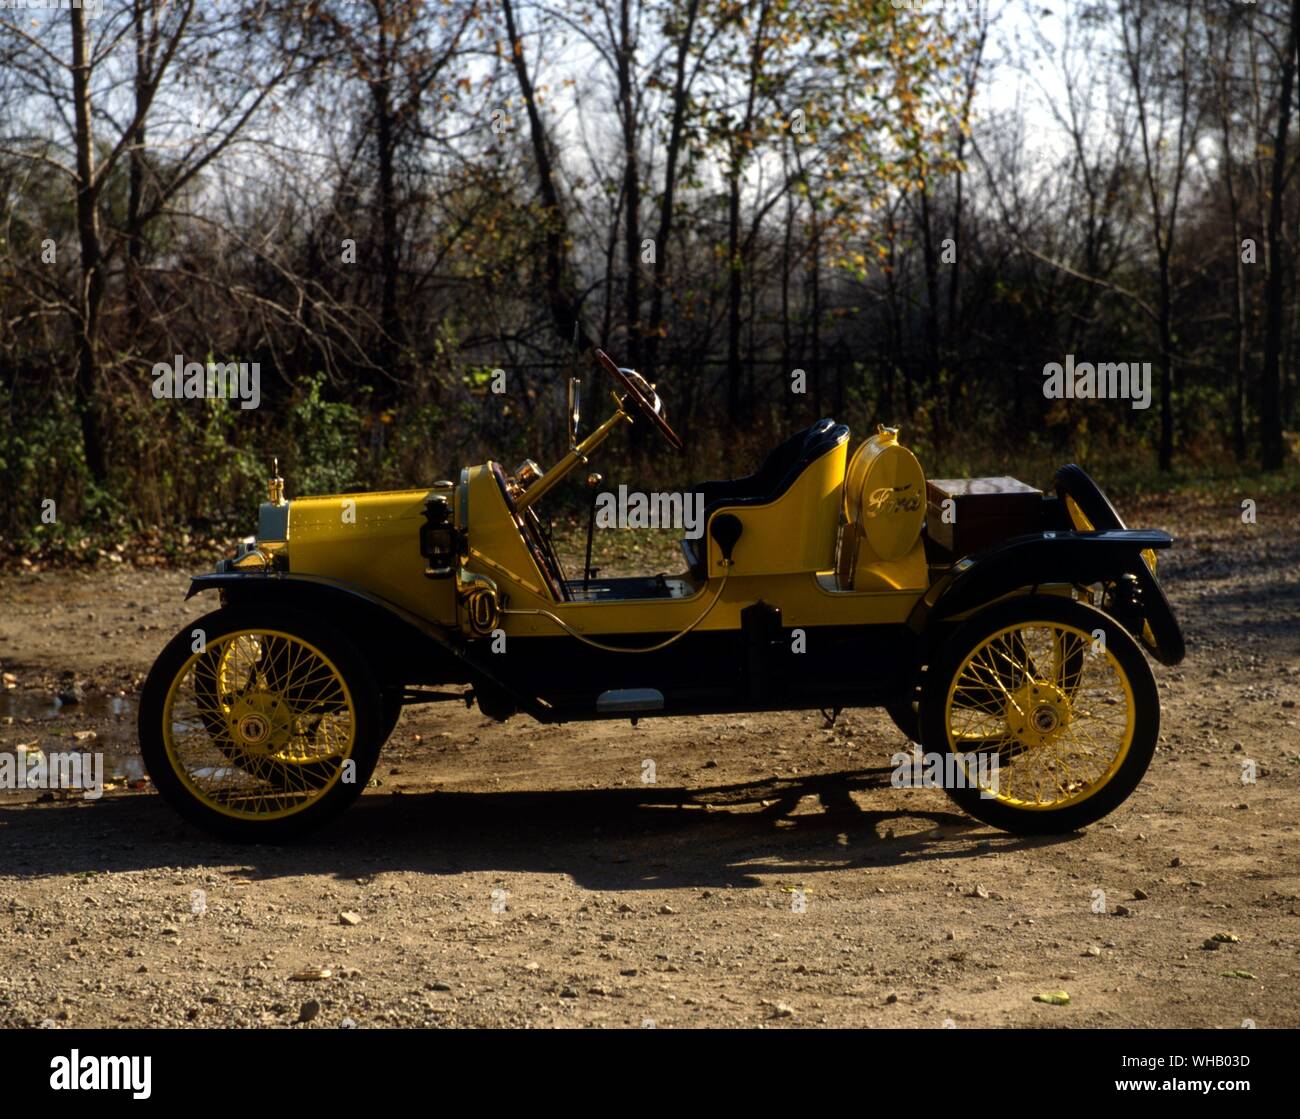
[139,606,384,841]
[918,595,1158,834]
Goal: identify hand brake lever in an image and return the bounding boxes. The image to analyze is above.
[583,471,602,595]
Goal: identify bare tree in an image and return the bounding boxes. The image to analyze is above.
[1260,0,1299,469]
[1118,0,1205,471]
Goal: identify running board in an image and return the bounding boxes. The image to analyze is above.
[596,688,665,714]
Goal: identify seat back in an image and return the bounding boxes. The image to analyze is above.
[699,423,849,578]
[748,418,835,494]
[695,419,835,515]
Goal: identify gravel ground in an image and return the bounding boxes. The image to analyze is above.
[0,493,1298,1028]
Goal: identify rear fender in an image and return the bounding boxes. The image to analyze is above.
[909,529,1184,665]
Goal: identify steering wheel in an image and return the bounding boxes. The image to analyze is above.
[594,348,684,451]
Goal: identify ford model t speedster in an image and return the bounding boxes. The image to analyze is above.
[139,350,1185,841]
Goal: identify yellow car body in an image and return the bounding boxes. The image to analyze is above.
[143,351,1185,840]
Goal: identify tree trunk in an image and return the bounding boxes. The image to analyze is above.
[809,201,822,416]
[1260,0,1298,470]
[916,176,942,445]
[501,0,590,350]
[780,185,793,379]
[126,1,150,335]
[616,0,641,371]
[1157,253,1174,472]
[644,0,699,380]
[724,3,769,418]
[374,25,402,386]
[70,6,108,484]
[1229,168,1249,462]
[725,171,743,414]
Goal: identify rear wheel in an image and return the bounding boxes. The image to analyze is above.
[884,690,921,742]
[380,691,403,745]
[919,595,1158,834]
[140,606,384,841]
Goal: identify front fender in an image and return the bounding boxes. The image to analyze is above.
[185,571,550,717]
[910,529,1184,665]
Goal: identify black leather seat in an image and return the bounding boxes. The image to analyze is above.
[682,419,849,578]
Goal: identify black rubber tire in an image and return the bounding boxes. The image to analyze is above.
[919,595,1158,835]
[379,691,403,745]
[139,605,384,842]
[1055,464,1125,531]
[884,692,921,742]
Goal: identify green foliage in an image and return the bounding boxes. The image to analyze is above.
[0,394,93,552]
[114,387,264,530]
[285,374,363,496]
[0,0,1295,567]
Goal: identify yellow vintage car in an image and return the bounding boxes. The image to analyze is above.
[138,349,1185,841]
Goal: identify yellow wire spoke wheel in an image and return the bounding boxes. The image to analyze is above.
[202,634,349,771]
[947,623,1130,809]
[178,631,353,811]
[920,596,1159,834]
[140,607,383,841]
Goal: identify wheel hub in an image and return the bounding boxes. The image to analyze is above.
[237,713,270,743]
[1031,705,1059,733]
[1007,681,1071,748]
[227,691,293,755]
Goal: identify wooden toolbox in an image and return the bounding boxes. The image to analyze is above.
[925,477,1043,558]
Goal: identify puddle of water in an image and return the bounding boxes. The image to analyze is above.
[0,691,133,720]
[1,689,143,791]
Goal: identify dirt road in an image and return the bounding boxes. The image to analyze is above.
[1,496,1298,1028]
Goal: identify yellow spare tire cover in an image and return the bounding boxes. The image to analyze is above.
[852,432,925,562]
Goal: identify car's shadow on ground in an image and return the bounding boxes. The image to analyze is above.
[0,766,1079,890]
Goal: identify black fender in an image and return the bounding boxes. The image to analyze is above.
[1055,463,1127,530]
[185,572,550,718]
[908,529,1185,666]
